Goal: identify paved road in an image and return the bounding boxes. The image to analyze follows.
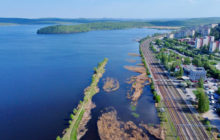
[140,37,211,140]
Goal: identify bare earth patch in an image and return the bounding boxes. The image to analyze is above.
[124,66,150,102]
[103,77,119,92]
[77,101,96,139]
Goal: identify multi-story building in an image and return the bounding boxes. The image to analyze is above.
[195,38,203,49]
[189,67,207,81]
[210,24,218,28]
[209,41,220,52]
[203,36,209,46]
[166,33,174,39]
[174,29,195,38]
[195,36,215,49]
[201,28,211,36]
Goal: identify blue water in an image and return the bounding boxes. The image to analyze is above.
[0,25,169,140]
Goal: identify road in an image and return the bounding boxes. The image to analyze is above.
[140,37,211,140]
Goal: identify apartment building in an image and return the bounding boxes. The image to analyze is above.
[209,41,220,52]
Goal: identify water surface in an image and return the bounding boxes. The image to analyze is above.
[0,25,169,140]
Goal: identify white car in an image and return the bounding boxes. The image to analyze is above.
[211,100,215,104]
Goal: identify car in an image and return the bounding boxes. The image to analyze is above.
[211,100,215,104]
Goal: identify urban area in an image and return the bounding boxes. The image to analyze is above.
[150,23,220,138]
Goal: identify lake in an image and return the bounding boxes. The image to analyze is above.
[0,25,169,140]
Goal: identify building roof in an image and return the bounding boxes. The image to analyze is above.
[190,67,206,72]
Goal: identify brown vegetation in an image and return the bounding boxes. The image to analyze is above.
[126,59,137,63]
[128,53,140,57]
[97,108,165,140]
[124,66,150,102]
[140,124,165,140]
[97,109,149,140]
[103,77,120,92]
[136,63,144,66]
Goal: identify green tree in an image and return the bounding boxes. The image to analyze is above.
[155,39,161,45]
[179,67,184,77]
[70,114,74,120]
[210,24,220,41]
[198,78,204,88]
[205,120,212,131]
[217,87,220,95]
[164,42,170,47]
[155,94,161,103]
[192,57,202,67]
[73,108,78,114]
[183,57,191,65]
[208,54,214,60]
[198,90,209,113]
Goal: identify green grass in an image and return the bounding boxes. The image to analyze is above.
[157,101,177,140]
[70,109,85,140]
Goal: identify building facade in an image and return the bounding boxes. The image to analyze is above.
[189,67,207,81]
[195,38,203,49]
[209,41,220,52]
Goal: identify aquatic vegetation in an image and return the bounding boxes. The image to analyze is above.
[132,112,140,118]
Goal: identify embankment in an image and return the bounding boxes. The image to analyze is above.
[57,58,108,140]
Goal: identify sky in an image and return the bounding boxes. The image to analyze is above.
[0,0,220,19]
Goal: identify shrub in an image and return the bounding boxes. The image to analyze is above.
[73,109,78,114]
[155,94,161,103]
[205,120,211,131]
[56,136,61,140]
[70,114,74,120]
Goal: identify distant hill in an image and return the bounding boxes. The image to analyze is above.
[0,18,131,25]
[1,17,220,34]
[1,17,220,26]
[149,17,220,26]
[36,17,220,34]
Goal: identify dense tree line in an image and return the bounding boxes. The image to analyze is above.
[210,24,220,41]
[37,22,152,34]
[194,88,209,113]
